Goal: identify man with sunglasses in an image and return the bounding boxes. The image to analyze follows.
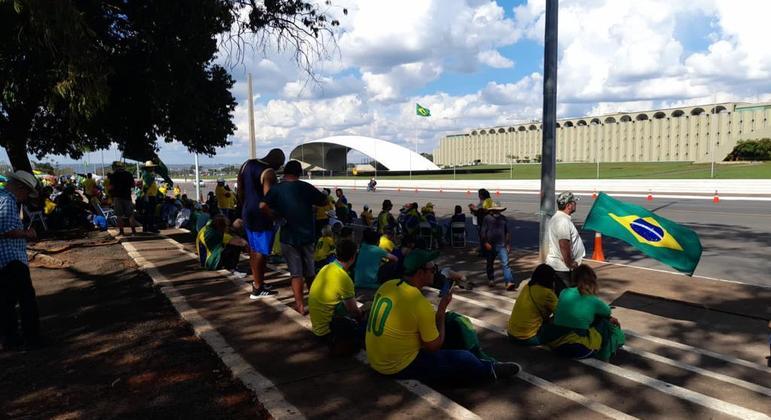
[365,249,521,385]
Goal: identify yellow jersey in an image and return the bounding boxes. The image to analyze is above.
[315,196,334,220]
[309,261,355,336]
[314,236,335,262]
[378,235,395,253]
[507,284,558,339]
[482,198,493,209]
[365,280,439,375]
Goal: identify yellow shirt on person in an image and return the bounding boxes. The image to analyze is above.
[314,236,335,262]
[315,196,334,220]
[215,185,228,209]
[482,198,493,209]
[507,284,558,339]
[378,235,395,253]
[83,177,97,195]
[44,199,56,216]
[309,261,356,336]
[365,279,439,375]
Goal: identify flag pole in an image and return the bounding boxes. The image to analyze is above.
[539,0,559,263]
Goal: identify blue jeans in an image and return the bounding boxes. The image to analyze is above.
[486,245,514,285]
[394,349,496,385]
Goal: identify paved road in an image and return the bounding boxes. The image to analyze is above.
[175,180,771,287]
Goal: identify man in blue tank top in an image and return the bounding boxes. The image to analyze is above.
[237,149,285,299]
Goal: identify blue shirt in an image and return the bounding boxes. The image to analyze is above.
[354,243,387,290]
[0,189,27,268]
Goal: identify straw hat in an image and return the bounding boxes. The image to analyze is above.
[143,160,158,168]
[9,170,39,198]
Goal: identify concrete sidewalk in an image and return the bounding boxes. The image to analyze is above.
[118,229,771,419]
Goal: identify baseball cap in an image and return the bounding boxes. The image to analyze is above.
[403,249,440,275]
[556,191,578,207]
[9,170,39,198]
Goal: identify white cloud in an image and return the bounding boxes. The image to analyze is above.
[478,50,514,68]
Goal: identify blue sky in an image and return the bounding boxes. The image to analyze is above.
[4,0,771,166]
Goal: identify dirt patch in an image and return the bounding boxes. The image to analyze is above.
[0,232,267,419]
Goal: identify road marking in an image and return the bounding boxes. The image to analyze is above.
[158,237,481,420]
[446,306,771,420]
[122,241,305,420]
[454,289,771,372]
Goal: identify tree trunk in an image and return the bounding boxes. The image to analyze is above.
[4,137,32,173]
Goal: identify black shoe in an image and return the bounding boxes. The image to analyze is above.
[249,286,277,299]
[493,362,521,380]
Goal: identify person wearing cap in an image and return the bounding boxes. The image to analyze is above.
[0,170,41,349]
[547,192,586,293]
[140,160,160,233]
[238,149,285,299]
[263,160,329,314]
[480,202,516,291]
[377,199,395,235]
[365,249,521,385]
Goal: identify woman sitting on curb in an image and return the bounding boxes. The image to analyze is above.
[507,264,559,346]
[539,264,625,361]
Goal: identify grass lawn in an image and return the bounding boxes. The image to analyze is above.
[329,161,771,180]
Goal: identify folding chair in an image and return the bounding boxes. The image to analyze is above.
[450,222,466,248]
[419,221,435,250]
[22,205,47,231]
[94,201,118,227]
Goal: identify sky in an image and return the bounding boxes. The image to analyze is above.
[6,0,771,166]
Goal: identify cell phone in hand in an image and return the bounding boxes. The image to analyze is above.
[439,280,456,297]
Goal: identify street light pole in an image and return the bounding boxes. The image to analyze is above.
[539,0,559,263]
[247,73,256,159]
[194,153,201,202]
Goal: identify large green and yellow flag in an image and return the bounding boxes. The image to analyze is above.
[584,192,702,274]
[416,103,431,117]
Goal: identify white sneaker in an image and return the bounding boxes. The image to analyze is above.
[230,270,247,279]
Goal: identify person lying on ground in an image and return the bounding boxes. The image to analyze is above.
[538,264,625,361]
[365,249,521,386]
[314,225,336,272]
[354,229,398,303]
[507,264,559,346]
[480,203,517,290]
[309,239,365,357]
[196,215,248,278]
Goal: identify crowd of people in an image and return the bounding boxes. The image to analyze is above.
[1,151,626,387]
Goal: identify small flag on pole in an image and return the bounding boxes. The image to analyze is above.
[583,192,702,274]
[416,103,431,117]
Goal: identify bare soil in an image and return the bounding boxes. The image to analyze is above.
[0,231,267,419]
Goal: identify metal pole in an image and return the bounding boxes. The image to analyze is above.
[539,0,559,263]
[100,149,106,178]
[194,153,201,202]
[247,73,256,159]
[710,110,716,179]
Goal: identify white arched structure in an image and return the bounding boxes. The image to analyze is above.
[290,135,440,172]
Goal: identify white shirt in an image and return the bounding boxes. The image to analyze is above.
[546,210,585,272]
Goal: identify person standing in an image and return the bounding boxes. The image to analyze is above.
[264,160,328,314]
[480,204,516,290]
[108,164,137,236]
[238,149,285,299]
[140,161,160,233]
[377,199,395,235]
[82,173,97,201]
[334,188,349,223]
[546,192,585,293]
[0,171,41,349]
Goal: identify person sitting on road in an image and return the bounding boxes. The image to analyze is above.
[354,229,398,302]
[309,239,365,356]
[314,225,336,272]
[377,199,396,234]
[365,249,521,385]
[507,264,559,346]
[378,226,396,253]
[539,264,625,361]
[361,204,374,227]
[196,214,248,278]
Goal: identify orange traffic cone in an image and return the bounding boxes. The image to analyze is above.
[713,190,720,203]
[466,189,470,196]
[495,190,501,197]
[647,190,653,201]
[592,190,597,199]
[592,232,605,262]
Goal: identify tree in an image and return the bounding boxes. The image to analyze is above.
[32,161,55,174]
[1,0,343,171]
[420,152,433,162]
[725,138,771,161]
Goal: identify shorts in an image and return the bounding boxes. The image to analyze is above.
[112,197,134,218]
[281,242,314,279]
[245,228,274,255]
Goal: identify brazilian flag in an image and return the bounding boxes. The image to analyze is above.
[584,192,702,274]
[416,103,431,117]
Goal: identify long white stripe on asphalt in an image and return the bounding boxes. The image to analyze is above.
[122,241,305,420]
[455,288,771,372]
[445,306,770,420]
[156,237,480,420]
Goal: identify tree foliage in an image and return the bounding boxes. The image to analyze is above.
[0,0,343,171]
[725,138,771,161]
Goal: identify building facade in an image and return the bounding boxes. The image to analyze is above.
[433,102,771,166]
